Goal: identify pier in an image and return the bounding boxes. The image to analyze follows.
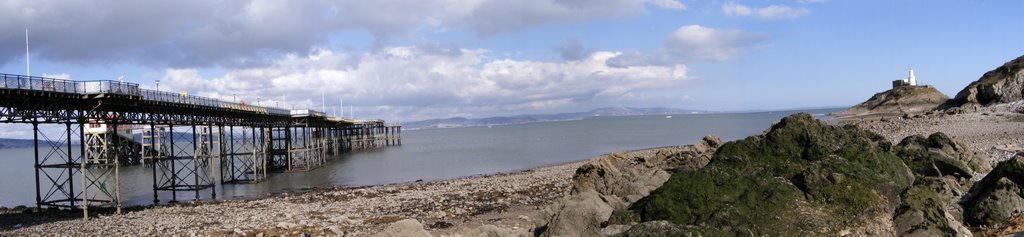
[0,73,400,216]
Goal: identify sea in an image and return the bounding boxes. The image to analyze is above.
[0,108,838,207]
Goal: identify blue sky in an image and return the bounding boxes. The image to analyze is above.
[1,0,1022,122]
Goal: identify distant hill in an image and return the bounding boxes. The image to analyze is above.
[403,107,707,130]
[0,138,37,149]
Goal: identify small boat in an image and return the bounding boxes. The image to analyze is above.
[665,115,673,119]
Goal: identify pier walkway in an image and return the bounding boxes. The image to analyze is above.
[0,73,401,216]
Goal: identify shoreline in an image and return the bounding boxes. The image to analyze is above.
[0,155,597,236]
[0,144,696,236]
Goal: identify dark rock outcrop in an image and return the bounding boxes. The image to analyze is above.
[896,132,991,180]
[892,181,967,236]
[835,85,948,116]
[944,54,1024,109]
[535,136,721,237]
[633,113,916,235]
[965,153,1024,227]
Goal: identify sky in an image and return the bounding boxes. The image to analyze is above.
[1,0,1023,124]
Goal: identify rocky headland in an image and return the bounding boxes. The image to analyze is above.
[833,85,948,117]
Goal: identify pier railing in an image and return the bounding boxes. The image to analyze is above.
[1,73,289,115]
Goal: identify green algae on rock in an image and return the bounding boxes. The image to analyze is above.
[633,113,914,235]
[964,154,1024,227]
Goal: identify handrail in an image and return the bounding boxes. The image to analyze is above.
[0,73,291,116]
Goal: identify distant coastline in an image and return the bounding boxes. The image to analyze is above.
[0,139,36,149]
[401,107,710,130]
[401,106,844,130]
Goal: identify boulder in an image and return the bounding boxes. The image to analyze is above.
[896,132,991,180]
[659,135,721,172]
[537,135,722,236]
[944,54,1024,109]
[571,153,672,205]
[965,154,1024,227]
[537,191,616,237]
[611,221,686,237]
[372,219,433,237]
[633,113,914,235]
[461,224,530,237]
[892,185,959,236]
[571,135,722,204]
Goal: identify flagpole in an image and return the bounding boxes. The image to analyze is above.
[25,28,30,76]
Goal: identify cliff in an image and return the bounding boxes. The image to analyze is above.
[944,54,1024,109]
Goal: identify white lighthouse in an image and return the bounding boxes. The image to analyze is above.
[892,67,920,88]
[907,68,917,86]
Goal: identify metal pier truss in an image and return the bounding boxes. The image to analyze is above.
[0,73,401,219]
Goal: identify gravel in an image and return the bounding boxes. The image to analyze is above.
[837,103,1024,168]
[1,161,583,236]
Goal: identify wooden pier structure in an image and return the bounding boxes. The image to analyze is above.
[0,73,401,216]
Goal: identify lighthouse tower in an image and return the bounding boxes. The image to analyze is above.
[907,68,917,86]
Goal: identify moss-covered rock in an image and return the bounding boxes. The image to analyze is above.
[964,154,1024,227]
[633,113,914,235]
[896,132,991,179]
[893,184,957,236]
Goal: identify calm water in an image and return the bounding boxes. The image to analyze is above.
[0,109,838,207]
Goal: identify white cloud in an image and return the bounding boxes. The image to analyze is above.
[0,0,686,67]
[163,47,691,121]
[722,2,809,20]
[608,25,766,66]
[667,25,758,61]
[41,73,69,79]
[722,2,753,16]
[646,0,686,10]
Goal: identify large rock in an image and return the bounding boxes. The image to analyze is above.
[571,135,722,204]
[536,191,616,237]
[536,136,721,236]
[835,85,949,116]
[944,54,1024,109]
[896,132,991,180]
[892,133,984,236]
[461,224,530,237]
[893,184,964,236]
[571,153,671,205]
[611,221,686,237]
[373,219,433,237]
[965,154,1024,227]
[659,135,721,172]
[633,113,914,235]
